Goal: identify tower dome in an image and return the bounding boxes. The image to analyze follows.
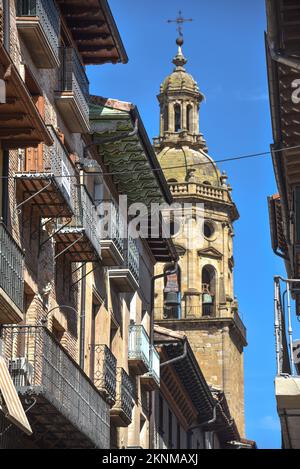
[160,45,202,96]
[154,37,221,187]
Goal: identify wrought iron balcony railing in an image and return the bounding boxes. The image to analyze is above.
[98,200,125,265]
[0,222,24,319]
[126,236,139,283]
[16,0,60,66]
[150,345,160,384]
[128,324,150,374]
[89,344,117,405]
[17,126,76,217]
[141,345,160,390]
[57,46,90,131]
[1,325,110,448]
[110,367,135,427]
[108,235,139,291]
[154,307,180,320]
[55,184,101,262]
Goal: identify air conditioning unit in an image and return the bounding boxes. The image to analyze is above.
[9,358,33,387]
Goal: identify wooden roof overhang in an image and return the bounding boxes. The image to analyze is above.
[209,389,240,446]
[0,45,53,149]
[145,213,178,263]
[160,340,217,424]
[154,327,240,445]
[266,0,300,276]
[268,193,289,259]
[266,0,300,189]
[56,0,128,65]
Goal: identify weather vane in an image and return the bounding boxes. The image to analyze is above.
[167,10,193,39]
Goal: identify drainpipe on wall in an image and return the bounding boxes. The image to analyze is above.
[79,263,86,370]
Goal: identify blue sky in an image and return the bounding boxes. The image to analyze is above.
[88,0,285,448]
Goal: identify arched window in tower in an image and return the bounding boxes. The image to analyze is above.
[163,265,181,319]
[174,104,181,132]
[186,105,193,132]
[163,104,168,132]
[202,265,216,317]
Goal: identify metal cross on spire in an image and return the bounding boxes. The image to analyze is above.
[167,10,193,38]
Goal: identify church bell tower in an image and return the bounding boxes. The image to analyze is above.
[154,35,247,437]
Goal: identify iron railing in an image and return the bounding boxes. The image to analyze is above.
[18,126,76,212]
[154,307,180,320]
[1,325,110,448]
[16,0,60,61]
[126,236,139,283]
[89,344,117,404]
[98,199,125,256]
[112,367,135,423]
[0,222,24,312]
[109,233,140,284]
[58,46,89,123]
[128,324,150,369]
[144,345,160,386]
[274,277,300,376]
[58,184,101,257]
[185,306,202,318]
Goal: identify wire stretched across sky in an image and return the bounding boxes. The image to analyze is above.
[0,143,299,179]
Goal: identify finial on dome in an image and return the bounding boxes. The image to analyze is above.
[176,36,184,47]
[167,11,192,70]
[173,38,187,70]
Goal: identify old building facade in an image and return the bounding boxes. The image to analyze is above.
[266,0,300,449]
[0,0,250,451]
[153,37,247,437]
[0,0,177,449]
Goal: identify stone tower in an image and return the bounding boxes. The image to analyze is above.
[153,37,247,436]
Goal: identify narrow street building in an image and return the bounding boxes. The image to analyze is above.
[0,0,176,449]
[265,0,300,449]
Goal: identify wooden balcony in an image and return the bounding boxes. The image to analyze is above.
[0,222,24,324]
[108,237,139,292]
[128,325,150,375]
[15,126,75,218]
[110,368,134,427]
[140,345,160,391]
[54,185,101,262]
[1,325,110,448]
[55,47,90,133]
[16,0,60,69]
[89,344,117,406]
[0,45,53,149]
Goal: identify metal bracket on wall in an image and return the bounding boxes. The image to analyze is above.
[0,397,37,437]
[15,179,52,215]
[54,233,84,261]
[71,263,101,288]
[38,212,71,254]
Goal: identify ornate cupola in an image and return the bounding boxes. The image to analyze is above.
[154,37,222,187]
[154,36,207,153]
